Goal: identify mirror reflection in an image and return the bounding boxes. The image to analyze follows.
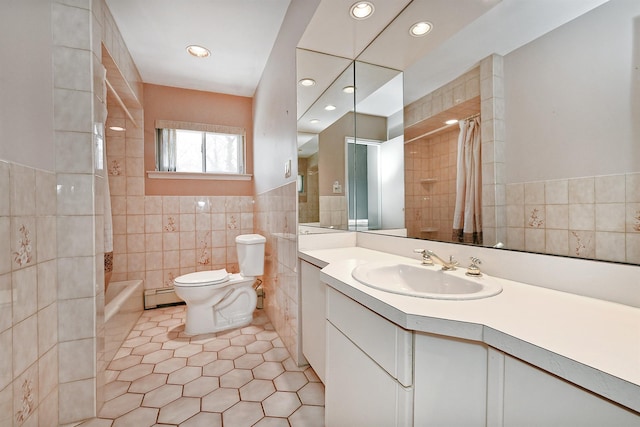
[297,0,640,265]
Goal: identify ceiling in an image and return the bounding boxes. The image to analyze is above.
[105,0,611,109]
[105,0,291,97]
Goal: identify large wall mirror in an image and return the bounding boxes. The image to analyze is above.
[297,0,640,265]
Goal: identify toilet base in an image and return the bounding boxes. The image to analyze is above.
[181,281,258,335]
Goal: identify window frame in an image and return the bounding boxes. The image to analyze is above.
[153,120,249,179]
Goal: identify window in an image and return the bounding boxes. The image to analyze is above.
[155,120,245,175]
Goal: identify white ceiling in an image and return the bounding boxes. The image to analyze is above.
[105,0,291,97]
[105,0,610,115]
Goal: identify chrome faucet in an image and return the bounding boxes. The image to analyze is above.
[425,250,458,271]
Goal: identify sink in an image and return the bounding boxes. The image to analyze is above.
[351,262,503,300]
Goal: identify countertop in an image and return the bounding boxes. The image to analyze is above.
[299,246,640,413]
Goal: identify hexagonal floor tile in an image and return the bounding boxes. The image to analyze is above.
[246,340,273,354]
[222,401,264,427]
[128,373,168,394]
[108,355,142,371]
[254,417,290,427]
[239,379,276,402]
[131,342,162,356]
[234,353,264,370]
[180,412,222,427]
[297,382,325,406]
[173,344,203,358]
[112,407,158,427]
[252,362,285,380]
[167,366,202,385]
[103,380,130,401]
[187,351,218,367]
[263,348,290,362]
[153,357,187,374]
[156,397,200,424]
[203,338,230,352]
[229,334,256,347]
[218,345,246,360]
[141,349,174,365]
[220,368,253,388]
[274,371,308,392]
[99,393,143,419]
[202,359,234,377]
[141,384,182,408]
[202,388,240,412]
[118,363,154,382]
[183,376,219,398]
[262,391,301,418]
[289,405,325,427]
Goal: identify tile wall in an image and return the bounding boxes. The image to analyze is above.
[255,183,301,364]
[0,163,59,426]
[319,196,347,229]
[105,103,255,289]
[404,55,506,246]
[506,173,640,264]
[405,128,458,240]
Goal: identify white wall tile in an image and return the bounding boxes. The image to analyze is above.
[12,266,38,324]
[59,338,95,383]
[12,314,38,378]
[58,297,95,342]
[38,303,58,357]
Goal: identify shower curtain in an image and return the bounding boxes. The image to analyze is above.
[452,116,482,244]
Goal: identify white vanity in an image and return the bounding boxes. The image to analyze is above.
[299,233,640,426]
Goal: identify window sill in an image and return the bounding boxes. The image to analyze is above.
[146,171,252,181]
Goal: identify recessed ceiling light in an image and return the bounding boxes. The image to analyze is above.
[350,2,374,20]
[109,126,126,132]
[410,21,433,37]
[186,45,211,58]
[343,86,355,94]
[324,105,336,111]
[299,78,316,87]
[445,119,458,125]
[310,119,320,124]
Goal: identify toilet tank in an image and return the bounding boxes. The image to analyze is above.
[235,234,266,277]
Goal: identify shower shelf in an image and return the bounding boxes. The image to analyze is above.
[420,227,439,233]
[420,178,438,183]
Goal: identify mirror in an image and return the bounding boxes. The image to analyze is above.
[297,53,404,231]
[297,0,640,265]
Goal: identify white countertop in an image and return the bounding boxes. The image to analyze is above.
[299,246,640,413]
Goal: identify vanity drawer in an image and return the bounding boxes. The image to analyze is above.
[326,286,413,386]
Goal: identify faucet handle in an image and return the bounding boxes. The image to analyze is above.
[413,249,433,265]
[466,257,482,277]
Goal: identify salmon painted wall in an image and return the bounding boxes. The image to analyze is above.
[143,84,254,196]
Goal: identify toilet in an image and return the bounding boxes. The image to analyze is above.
[173,234,266,335]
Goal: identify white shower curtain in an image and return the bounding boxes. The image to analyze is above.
[452,116,482,244]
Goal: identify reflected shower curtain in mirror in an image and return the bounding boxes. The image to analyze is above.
[452,116,482,244]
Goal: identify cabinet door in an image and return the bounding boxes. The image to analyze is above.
[300,260,326,383]
[414,332,488,426]
[503,355,640,426]
[326,323,412,426]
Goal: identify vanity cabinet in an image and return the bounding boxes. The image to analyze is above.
[300,260,326,383]
[500,353,640,426]
[325,287,413,426]
[413,332,489,426]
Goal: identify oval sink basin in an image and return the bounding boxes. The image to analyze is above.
[351,262,503,300]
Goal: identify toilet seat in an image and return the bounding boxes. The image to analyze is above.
[174,269,230,288]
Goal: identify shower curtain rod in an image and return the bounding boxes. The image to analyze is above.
[404,112,481,144]
[462,112,481,121]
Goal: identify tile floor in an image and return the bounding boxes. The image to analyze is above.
[81,305,325,426]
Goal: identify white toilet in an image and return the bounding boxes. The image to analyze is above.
[173,234,266,335]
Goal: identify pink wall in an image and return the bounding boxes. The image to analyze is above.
[143,84,254,196]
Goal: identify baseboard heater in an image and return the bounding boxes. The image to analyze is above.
[144,287,185,310]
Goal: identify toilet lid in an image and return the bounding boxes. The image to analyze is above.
[174,269,230,287]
